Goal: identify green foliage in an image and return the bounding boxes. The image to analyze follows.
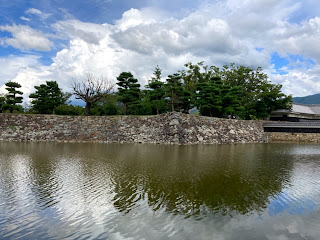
[116,72,141,114]
[134,93,153,115]
[221,85,244,118]
[180,62,291,119]
[88,93,124,116]
[29,81,68,114]
[195,77,222,117]
[249,83,292,120]
[180,89,193,114]
[55,104,84,116]
[164,73,185,112]
[102,103,118,115]
[3,81,23,113]
[213,63,292,119]
[0,62,290,119]
[145,66,166,114]
[0,95,5,113]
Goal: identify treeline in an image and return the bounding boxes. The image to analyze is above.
[0,62,292,120]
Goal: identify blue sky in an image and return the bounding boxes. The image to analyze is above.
[1,0,320,100]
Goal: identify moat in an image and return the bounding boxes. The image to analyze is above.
[0,142,319,239]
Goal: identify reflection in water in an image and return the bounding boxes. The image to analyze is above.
[111,144,292,217]
[0,142,320,239]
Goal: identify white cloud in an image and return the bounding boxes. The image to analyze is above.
[53,19,110,44]
[0,55,40,84]
[26,8,42,15]
[25,8,51,20]
[20,16,30,21]
[270,67,320,97]
[0,24,53,51]
[2,0,320,100]
[114,8,161,31]
[0,55,43,99]
[273,17,320,60]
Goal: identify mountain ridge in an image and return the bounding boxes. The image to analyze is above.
[292,93,320,104]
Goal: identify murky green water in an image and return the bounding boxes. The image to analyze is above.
[0,142,320,239]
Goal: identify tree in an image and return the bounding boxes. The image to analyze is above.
[116,72,141,115]
[3,81,23,113]
[251,83,292,120]
[71,73,114,116]
[212,63,292,119]
[195,77,222,117]
[89,93,123,116]
[29,81,69,114]
[0,95,5,113]
[145,66,166,115]
[164,73,185,112]
[221,85,244,118]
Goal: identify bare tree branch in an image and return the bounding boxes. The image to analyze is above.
[71,73,114,116]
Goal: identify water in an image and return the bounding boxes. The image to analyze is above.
[0,142,320,239]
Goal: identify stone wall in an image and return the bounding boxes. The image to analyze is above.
[0,112,267,144]
[267,132,320,143]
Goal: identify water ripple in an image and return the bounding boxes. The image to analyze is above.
[0,142,320,239]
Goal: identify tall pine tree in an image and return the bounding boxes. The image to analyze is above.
[3,81,23,113]
[164,73,184,112]
[117,72,141,114]
[145,66,166,115]
[195,77,222,117]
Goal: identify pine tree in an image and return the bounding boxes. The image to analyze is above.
[3,81,23,113]
[116,72,141,115]
[145,66,166,115]
[221,85,244,118]
[164,73,184,112]
[195,77,222,117]
[29,81,68,114]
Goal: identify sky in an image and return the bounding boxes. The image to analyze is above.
[1,0,320,103]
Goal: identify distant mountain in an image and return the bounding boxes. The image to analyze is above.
[292,93,320,104]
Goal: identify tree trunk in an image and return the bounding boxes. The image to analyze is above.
[85,102,92,116]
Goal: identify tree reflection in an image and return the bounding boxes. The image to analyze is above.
[0,142,295,219]
[111,144,293,217]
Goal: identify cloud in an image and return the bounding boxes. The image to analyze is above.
[0,55,43,99]
[270,66,320,97]
[2,0,320,101]
[20,16,30,21]
[25,8,51,20]
[112,12,241,56]
[53,19,110,44]
[273,17,320,61]
[0,24,53,51]
[114,8,160,31]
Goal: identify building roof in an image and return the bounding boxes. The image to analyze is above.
[272,103,320,115]
[309,105,320,114]
[292,104,315,114]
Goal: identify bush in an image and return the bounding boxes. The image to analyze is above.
[55,104,84,116]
